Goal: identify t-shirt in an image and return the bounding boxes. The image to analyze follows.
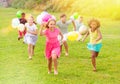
[44,28,60,43]
[74,20,83,31]
[19,18,27,24]
[56,20,72,34]
[25,23,38,36]
[89,29,102,44]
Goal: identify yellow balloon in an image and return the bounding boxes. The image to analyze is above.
[67,31,79,41]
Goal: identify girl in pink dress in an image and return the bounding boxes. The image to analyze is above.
[40,19,63,75]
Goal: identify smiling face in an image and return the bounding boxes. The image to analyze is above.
[88,19,100,31]
[48,20,56,28]
[90,21,98,30]
[28,17,34,25]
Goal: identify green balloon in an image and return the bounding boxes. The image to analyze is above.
[73,12,79,19]
[16,11,22,18]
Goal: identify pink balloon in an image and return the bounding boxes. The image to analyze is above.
[42,14,52,22]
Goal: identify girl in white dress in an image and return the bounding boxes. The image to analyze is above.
[24,16,38,60]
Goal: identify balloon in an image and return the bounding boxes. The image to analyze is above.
[79,25,88,35]
[42,14,52,22]
[18,24,25,32]
[52,15,56,20]
[16,10,22,18]
[70,15,74,20]
[36,11,48,24]
[41,11,48,16]
[73,12,79,19]
[67,31,79,41]
[12,18,20,28]
[36,14,43,24]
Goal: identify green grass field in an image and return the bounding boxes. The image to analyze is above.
[0,8,120,84]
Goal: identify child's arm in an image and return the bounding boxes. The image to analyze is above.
[95,29,102,42]
[72,20,76,31]
[59,31,63,41]
[39,24,45,36]
[27,29,38,35]
[82,31,89,42]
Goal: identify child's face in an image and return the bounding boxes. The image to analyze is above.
[28,18,34,24]
[21,14,25,19]
[48,20,56,28]
[90,21,98,30]
[61,16,66,23]
[79,17,83,22]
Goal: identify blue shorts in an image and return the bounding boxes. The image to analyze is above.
[87,43,102,52]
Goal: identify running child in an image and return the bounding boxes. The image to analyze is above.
[82,19,102,71]
[18,12,27,40]
[56,14,76,56]
[40,19,63,75]
[24,16,38,60]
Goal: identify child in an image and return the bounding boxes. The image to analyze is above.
[18,12,27,40]
[75,16,84,31]
[82,19,102,71]
[74,16,84,41]
[24,16,38,60]
[56,14,76,56]
[40,19,63,75]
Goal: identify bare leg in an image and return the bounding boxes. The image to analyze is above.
[63,41,68,56]
[95,52,99,57]
[91,51,97,71]
[28,44,32,59]
[31,45,35,56]
[60,45,62,53]
[52,54,58,75]
[48,58,52,74]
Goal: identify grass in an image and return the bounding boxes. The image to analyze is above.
[0,8,120,84]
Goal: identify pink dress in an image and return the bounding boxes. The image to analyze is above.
[44,28,60,59]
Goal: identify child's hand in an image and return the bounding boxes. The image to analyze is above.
[62,40,65,43]
[41,23,44,28]
[41,22,47,28]
[27,30,32,34]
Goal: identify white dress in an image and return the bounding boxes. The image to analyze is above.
[24,23,38,45]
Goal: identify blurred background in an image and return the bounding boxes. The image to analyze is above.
[0,0,120,20]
